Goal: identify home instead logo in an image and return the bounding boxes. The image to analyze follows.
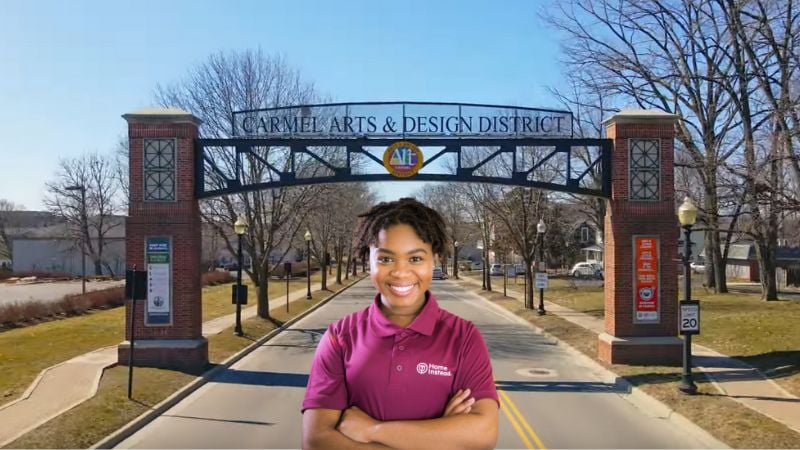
[416,362,452,377]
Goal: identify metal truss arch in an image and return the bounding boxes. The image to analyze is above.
[195,137,612,199]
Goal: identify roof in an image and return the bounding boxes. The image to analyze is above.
[602,109,678,125]
[3,212,126,241]
[122,107,202,125]
[700,242,800,261]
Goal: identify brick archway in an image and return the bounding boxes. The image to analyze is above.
[119,107,680,370]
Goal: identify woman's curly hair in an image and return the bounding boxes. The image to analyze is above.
[353,198,448,259]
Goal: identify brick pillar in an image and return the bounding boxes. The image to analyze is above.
[598,110,683,365]
[118,108,208,371]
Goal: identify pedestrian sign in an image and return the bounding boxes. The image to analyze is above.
[535,272,548,289]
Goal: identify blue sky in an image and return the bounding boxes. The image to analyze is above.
[1,0,568,210]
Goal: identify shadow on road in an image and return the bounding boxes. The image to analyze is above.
[212,369,310,387]
[477,324,559,360]
[159,413,276,427]
[495,378,631,394]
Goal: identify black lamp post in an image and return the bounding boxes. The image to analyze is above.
[233,215,248,336]
[476,240,486,290]
[678,197,698,394]
[537,219,547,315]
[65,184,87,295]
[453,241,460,280]
[305,230,312,300]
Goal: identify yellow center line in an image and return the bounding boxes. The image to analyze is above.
[497,388,547,450]
[497,391,535,449]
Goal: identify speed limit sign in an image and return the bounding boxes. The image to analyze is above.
[679,301,700,335]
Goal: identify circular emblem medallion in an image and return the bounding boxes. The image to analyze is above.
[639,287,654,300]
[416,362,429,374]
[383,141,424,178]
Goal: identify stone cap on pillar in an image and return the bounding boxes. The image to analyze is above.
[602,109,678,126]
[122,107,203,126]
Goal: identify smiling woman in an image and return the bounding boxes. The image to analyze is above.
[301,198,499,450]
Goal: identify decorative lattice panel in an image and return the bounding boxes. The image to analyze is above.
[144,139,176,202]
[629,139,660,201]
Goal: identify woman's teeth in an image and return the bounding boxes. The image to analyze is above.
[389,284,415,295]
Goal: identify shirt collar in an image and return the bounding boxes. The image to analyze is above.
[368,291,440,337]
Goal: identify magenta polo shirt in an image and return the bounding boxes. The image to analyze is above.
[302,291,498,421]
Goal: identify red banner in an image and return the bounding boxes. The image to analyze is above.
[634,236,659,322]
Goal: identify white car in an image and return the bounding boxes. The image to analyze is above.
[690,262,705,274]
[571,262,603,279]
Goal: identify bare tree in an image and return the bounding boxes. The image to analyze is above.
[543,0,742,293]
[331,183,374,284]
[155,49,323,320]
[113,135,130,212]
[43,153,121,275]
[0,199,25,264]
[484,187,549,309]
[305,188,337,291]
[714,0,800,300]
[415,183,475,276]
[549,73,610,238]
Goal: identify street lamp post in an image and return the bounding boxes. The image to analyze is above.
[537,219,547,315]
[453,241,460,280]
[304,230,312,300]
[65,184,87,295]
[233,215,248,336]
[678,197,698,394]
[476,241,486,290]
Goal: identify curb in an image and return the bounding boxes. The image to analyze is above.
[90,277,366,450]
[455,279,731,449]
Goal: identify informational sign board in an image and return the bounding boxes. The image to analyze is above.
[679,301,700,334]
[535,272,549,289]
[633,236,660,323]
[145,237,171,325]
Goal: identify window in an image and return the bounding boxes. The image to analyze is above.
[580,226,590,243]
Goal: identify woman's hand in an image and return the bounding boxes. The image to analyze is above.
[337,405,380,443]
[442,388,475,417]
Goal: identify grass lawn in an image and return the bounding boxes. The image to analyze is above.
[0,269,337,405]
[201,271,325,321]
[5,277,364,449]
[460,283,800,449]
[466,270,800,398]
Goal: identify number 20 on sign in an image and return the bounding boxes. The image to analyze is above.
[679,300,700,335]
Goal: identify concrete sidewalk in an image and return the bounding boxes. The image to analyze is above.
[459,276,800,435]
[0,281,323,448]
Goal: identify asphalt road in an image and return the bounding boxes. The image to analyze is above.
[116,278,719,449]
[0,279,124,305]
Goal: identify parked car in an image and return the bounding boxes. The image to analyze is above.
[514,264,526,275]
[489,263,504,276]
[432,267,448,280]
[690,261,705,274]
[571,262,603,279]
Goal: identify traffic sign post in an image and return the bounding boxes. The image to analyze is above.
[679,300,700,335]
[534,272,548,289]
[285,262,292,313]
[125,266,147,399]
